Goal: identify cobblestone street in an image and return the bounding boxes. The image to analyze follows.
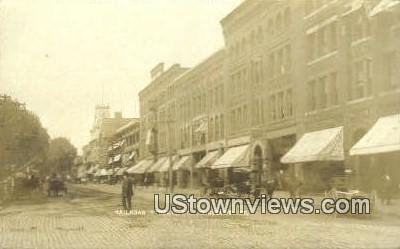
[0,184,399,249]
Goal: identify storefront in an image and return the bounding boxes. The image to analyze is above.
[211,144,251,185]
[281,126,345,193]
[127,159,154,185]
[350,113,400,191]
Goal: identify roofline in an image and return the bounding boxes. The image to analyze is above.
[139,64,189,97]
[174,48,226,82]
[114,118,140,135]
[220,0,251,26]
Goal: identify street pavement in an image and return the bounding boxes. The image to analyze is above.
[0,183,399,249]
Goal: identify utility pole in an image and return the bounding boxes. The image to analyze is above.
[167,119,174,193]
[156,115,175,193]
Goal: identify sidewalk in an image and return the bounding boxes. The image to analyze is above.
[78,183,202,196]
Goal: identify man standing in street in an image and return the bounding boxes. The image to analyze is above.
[121,171,134,210]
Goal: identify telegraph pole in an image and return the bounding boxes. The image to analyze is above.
[167,119,174,193]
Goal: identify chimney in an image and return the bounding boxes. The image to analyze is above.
[114,112,122,119]
[150,62,164,80]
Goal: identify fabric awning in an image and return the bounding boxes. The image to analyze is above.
[172,156,191,171]
[127,160,153,174]
[147,157,168,173]
[99,169,109,176]
[108,157,113,165]
[87,165,99,174]
[128,151,136,161]
[115,167,127,176]
[281,126,344,164]
[157,156,178,172]
[113,154,122,162]
[195,151,219,168]
[350,113,400,155]
[112,167,120,175]
[211,144,250,169]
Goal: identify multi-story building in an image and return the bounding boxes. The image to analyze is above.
[82,105,132,171]
[288,0,400,191]
[135,0,399,191]
[107,118,140,173]
[218,0,301,187]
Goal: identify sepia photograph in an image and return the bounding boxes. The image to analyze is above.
[0,0,400,248]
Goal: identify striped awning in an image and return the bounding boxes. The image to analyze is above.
[127,160,153,174]
[195,151,219,168]
[172,156,191,171]
[281,126,344,164]
[350,113,400,155]
[158,156,178,172]
[211,145,250,169]
[147,157,168,173]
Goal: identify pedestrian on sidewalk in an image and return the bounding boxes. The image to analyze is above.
[121,172,134,210]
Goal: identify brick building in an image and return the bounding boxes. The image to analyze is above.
[82,105,132,171]
[107,118,140,175]
[134,0,400,191]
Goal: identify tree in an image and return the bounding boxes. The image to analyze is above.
[0,95,50,180]
[45,137,77,174]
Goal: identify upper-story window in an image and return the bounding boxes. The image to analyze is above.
[330,72,338,106]
[250,30,256,47]
[348,59,372,100]
[241,38,247,54]
[267,19,274,35]
[308,21,338,62]
[257,26,264,43]
[318,76,328,109]
[276,13,282,32]
[317,27,328,57]
[208,117,214,142]
[251,59,263,86]
[270,95,277,120]
[307,71,339,111]
[352,14,371,42]
[286,89,293,117]
[277,92,284,119]
[220,114,224,138]
[215,116,220,140]
[284,45,291,73]
[284,8,291,28]
[219,84,224,105]
[268,53,275,79]
[385,52,400,90]
[308,80,317,111]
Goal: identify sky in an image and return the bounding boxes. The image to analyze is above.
[0,0,243,153]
